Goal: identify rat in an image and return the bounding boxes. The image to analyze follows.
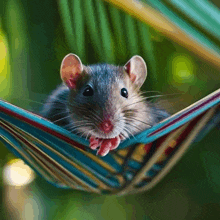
[40,54,169,156]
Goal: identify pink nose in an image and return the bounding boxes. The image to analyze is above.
[99,119,113,133]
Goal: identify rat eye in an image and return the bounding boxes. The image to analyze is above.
[121,88,128,98]
[83,85,94,96]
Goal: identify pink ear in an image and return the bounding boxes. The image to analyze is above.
[124,55,147,88]
[60,53,84,89]
[124,61,136,83]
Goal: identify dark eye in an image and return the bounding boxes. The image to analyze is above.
[121,88,128,98]
[83,85,94,96]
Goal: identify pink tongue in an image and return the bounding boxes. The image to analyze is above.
[89,136,120,156]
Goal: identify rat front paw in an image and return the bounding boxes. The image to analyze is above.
[89,136,120,156]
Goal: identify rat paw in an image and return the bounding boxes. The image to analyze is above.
[89,136,121,156]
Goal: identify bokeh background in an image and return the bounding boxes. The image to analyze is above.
[0,0,220,219]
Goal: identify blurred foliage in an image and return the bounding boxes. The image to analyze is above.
[0,24,10,99]
[141,0,220,53]
[0,0,220,219]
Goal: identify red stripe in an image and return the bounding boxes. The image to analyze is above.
[149,93,220,137]
[0,104,85,151]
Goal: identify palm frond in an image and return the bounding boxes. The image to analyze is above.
[103,0,220,69]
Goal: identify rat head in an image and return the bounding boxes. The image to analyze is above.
[60,53,149,139]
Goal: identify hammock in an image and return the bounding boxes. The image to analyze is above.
[0,89,219,195]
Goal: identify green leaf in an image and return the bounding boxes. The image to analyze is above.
[59,0,76,50]
[72,0,85,58]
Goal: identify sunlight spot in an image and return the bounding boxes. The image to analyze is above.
[3,159,35,187]
[171,54,195,83]
[0,40,7,73]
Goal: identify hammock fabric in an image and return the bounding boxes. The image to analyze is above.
[0,89,220,195]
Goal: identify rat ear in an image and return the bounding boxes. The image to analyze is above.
[60,53,84,89]
[124,55,147,88]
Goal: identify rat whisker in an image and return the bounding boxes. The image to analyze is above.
[69,124,94,130]
[68,121,94,129]
[64,120,91,129]
[119,129,130,140]
[140,109,169,117]
[80,128,95,139]
[73,130,84,137]
[111,121,130,139]
[127,92,145,101]
[120,133,127,140]
[145,94,181,100]
[127,93,181,106]
[87,109,103,122]
[120,99,147,110]
[20,99,46,105]
[121,131,129,139]
[126,116,152,127]
[113,96,144,116]
[79,130,88,138]
[85,130,93,140]
[124,120,145,132]
[47,99,64,104]
[43,99,67,105]
[49,110,70,118]
[115,119,134,139]
[123,126,136,140]
[139,91,162,95]
[121,95,169,111]
[53,114,73,123]
[69,126,88,134]
[69,103,103,123]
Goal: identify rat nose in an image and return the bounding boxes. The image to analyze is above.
[99,119,113,133]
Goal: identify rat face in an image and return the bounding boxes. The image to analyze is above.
[60,54,152,140]
[67,64,129,139]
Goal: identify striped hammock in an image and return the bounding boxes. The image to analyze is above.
[0,89,219,195]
